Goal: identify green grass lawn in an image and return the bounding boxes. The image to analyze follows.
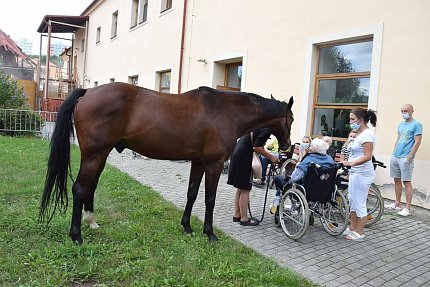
[0,135,317,287]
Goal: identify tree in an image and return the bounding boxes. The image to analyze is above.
[0,70,28,109]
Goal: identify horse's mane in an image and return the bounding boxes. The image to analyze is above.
[197,86,287,116]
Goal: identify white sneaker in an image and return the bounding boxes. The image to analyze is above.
[398,208,411,217]
[385,202,402,210]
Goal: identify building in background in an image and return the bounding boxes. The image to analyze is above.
[51,41,69,56]
[15,38,33,55]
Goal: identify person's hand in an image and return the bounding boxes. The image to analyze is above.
[271,155,280,164]
[342,161,352,167]
[407,155,413,162]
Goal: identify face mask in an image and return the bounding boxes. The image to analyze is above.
[402,113,410,120]
[301,143,310,149]
[350,121,360,130]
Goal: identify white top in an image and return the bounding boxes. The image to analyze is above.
[349,128,375,176]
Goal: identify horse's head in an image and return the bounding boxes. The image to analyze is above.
[270,95,294,151]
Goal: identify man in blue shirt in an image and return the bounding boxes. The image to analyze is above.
[387,104,423,217]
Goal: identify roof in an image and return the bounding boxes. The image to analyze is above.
[37,15,89,33]
[0,28,28,59]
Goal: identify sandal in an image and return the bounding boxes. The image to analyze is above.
[232,216,240,223]
[345,231,365,241]
[240,218,260,226]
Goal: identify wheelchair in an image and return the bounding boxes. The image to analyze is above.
[278,163,349,240]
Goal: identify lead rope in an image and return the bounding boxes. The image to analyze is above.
[248,163,275,223]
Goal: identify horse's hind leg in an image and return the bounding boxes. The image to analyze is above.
[70,152,109,244]
[83,191,99,229]
[181,161,204,235]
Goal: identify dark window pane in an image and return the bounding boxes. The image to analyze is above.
[317,78,369,105]
[312,108,352,138]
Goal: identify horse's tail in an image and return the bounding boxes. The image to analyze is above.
[39,88,87,223]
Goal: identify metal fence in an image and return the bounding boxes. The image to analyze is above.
[0,109,57,139]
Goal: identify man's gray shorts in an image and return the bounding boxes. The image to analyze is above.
[390,156,414,181]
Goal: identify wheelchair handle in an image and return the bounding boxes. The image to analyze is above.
[373,159,387,169]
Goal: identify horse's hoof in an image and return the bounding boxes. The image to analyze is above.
[69,233,83,245]
[207,233,218,242]
[183,225,193,235]
[72,237,83,245]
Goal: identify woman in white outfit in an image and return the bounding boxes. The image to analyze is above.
[342,108,377,241]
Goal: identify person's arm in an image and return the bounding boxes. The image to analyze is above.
[393,131,400,153]
[407,135,422,162]
[254,146,279,163]
[289,167,305,183]
[343,142,373,167]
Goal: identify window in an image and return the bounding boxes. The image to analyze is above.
[80,38,85,52]
[216,62,242,91]
[130,0,139,28]
[139,0,148,23]
[111,11,118,38]
[131,0,148,28]
[129,75,139,85]
[311,40,373,144]
[96,27,101,44]
[161,0,172,13]
[159,70,171,93]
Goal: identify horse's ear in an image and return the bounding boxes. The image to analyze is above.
[287,96,294,109]
[271,94,276,100]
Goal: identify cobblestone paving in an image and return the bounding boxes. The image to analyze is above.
[107,150,430,287]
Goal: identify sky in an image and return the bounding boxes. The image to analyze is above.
[0,0,93,54]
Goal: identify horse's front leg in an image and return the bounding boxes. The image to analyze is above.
[203,162,223,242]
[181,161,204,235]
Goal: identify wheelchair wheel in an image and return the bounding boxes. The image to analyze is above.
[343,183,384,226]
[279,187,309,240]
[270,159,297,188]
[320,189,349,236]
[365,184,384,226]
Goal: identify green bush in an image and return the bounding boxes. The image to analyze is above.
[0,70,29,109]
[0,71,43,136]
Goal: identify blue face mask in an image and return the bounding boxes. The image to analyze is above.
[350,121,360,130]
[402,113,410,120]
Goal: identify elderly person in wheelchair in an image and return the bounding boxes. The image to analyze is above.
[271,138,335,213]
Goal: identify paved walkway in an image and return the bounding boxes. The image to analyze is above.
[107,150,430,287]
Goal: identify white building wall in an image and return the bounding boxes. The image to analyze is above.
[75,0,430,208]
[76,0,183,91]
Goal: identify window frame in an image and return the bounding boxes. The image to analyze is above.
[159,70,171,93]
[130,0,139,28]
[111,11,118,39]
[96,26,101,44]
[222,62,242,91]
[310,38,372,142]
[129,75,139,86]
[160,0,173,13]
[139,0,149,24]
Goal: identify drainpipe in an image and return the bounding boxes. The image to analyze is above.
[177,0,187,94]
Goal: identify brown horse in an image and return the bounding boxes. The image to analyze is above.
[40,82,294,244]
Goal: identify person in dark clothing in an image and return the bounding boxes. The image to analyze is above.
[227,128,279,226]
